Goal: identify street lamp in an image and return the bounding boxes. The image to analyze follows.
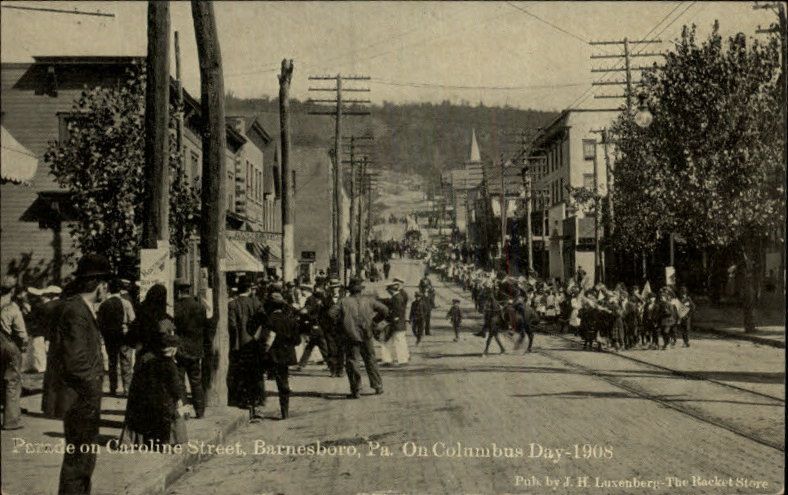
[634,93,653,128]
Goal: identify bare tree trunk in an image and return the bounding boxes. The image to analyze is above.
[739,241,757,334]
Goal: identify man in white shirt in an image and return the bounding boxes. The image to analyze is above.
[1,275,28,430]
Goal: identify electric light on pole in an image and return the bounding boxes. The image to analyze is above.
[634,93,654,128]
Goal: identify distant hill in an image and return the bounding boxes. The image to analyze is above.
[226,94,558,184]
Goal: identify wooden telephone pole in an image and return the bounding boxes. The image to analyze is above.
[279,59,295,282]
[142,1,170,250]
[192,0,228,407]
[307,75,370,283]
[342,134,374,276]
[590,37,662,282]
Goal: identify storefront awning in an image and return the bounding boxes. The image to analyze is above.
[220,239,266,272]
[1,126,38,184]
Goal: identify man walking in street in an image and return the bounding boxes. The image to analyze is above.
[97,279,135,397]
[50,254,112,495]
[297,286,329,371]
[419,274,435,336]
[383,259,391,280]
[380,281,410,365]
[173,278,208,418]
[322,280,345,377]
[446,298,463,342]
[1,275,28,430]
[409,292,425,345]
[263,292,301,419]
[330,278,388,399]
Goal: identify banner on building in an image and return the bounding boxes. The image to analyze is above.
[226,230,282,243]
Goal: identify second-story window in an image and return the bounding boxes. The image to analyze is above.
[582,139,596,160]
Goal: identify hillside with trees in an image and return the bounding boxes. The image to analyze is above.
[226,94,558,182]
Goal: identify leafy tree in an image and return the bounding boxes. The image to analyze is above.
[45,66,200,277]
[610,22,784,332]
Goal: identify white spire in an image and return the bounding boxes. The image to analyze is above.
[469,128,481,163]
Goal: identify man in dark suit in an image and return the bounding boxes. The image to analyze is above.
[380,281,409,365]
[263,292,301,419]
[227,278,266,419]
[297,286,328,371]
[50,254,112,495]
[173,278,208,418]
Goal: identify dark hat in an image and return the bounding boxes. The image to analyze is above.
[174,278,191,289]
[348,277,364,292]
[386,282,399,289]
[452,298,460,303]
[393,277,405,284]
[73,254,113,280]
[414,292,422,298]
[269,292,286,304]
[0,275,17,296]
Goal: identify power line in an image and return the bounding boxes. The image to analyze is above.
[506,2,589,44]
[569,2,696,110]
[1,4,115,17]
[370,78,588,91]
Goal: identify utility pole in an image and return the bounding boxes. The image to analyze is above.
[522,169,533,273]
[357,156,367,273]
[590,37,662,283]
[142,1,170,250]
[590,38,663,109]
[340,134,373,277]
[308,75,370,284]
[192,0,228,407]
[499,156,507,272]
[591,138,602,285]
[174,30,191,285]
[279,59,295,282]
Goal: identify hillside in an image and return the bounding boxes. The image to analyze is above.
[226,95,559,183]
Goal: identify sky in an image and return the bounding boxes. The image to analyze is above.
[0,1,777,112]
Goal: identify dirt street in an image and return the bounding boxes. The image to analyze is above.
[169,259,784,495]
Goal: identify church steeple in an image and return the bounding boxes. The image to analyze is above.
[469,128,481,163]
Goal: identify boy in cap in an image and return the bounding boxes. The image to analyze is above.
[446,299,463,342]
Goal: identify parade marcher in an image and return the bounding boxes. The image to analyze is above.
[297,286,329,370]
[658,287,678,350]
[409,292,425,345]
[121,331,188,447]
[262,292,301,419]
[380,281,410,365]
[446,298,463,342]
[97,279,135,397]
[677,286,694,348]
[419,274,435,336]
[1,275,27,430]
[227,278,267,419]
[383,259,391,279]
[49,254,112,495]
[329,278,388,398]
[173,278,209,418]
[482,288,506,356]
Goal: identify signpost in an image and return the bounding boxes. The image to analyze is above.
[140,240,174,314]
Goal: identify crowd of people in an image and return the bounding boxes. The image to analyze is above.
[429,253,696,356]
[1,235,699,494]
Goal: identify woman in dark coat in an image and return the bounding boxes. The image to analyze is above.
[128,284,174,354]
[121,331,186,447]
